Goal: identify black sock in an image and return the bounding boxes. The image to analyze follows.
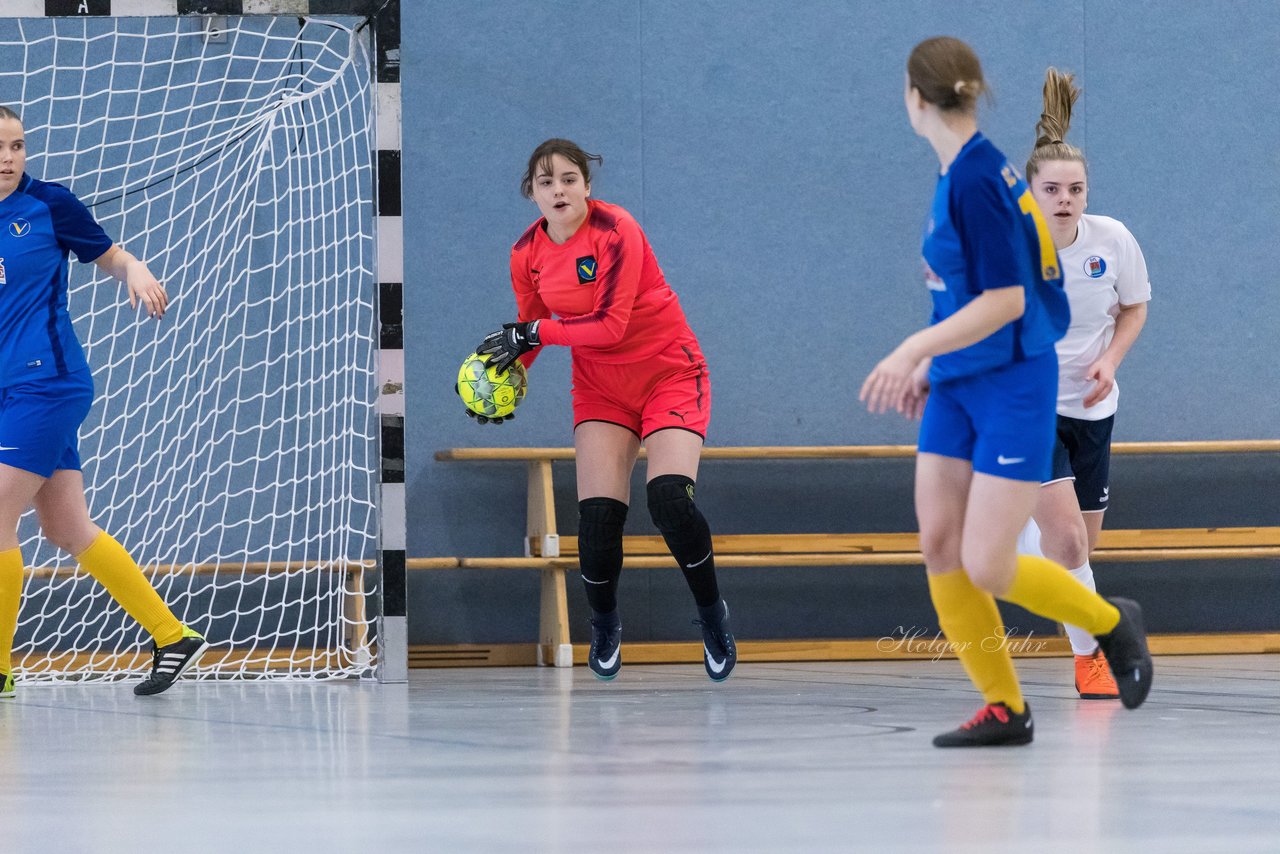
[646,474,721,608]
[578,497,628,615]
[697,599,727,624]
[590,607,620,629]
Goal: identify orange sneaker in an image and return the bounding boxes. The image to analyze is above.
[1075,648,1120,700]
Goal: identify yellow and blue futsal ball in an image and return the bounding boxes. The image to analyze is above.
[456,352,527,419]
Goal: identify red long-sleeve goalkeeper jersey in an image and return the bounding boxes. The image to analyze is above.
[510,199,692,366]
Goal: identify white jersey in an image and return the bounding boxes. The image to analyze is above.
[1054,214,1151,420]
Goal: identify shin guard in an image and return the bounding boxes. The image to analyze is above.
[646,474,720,608]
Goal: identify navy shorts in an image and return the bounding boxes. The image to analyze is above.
[0,369,95,478]
[1048,413,1115,512]
[918,351,1058,482]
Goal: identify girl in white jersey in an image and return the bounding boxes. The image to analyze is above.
[1017,69,1152,700]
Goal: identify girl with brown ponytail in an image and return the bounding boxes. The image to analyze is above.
[861,38,1153,747]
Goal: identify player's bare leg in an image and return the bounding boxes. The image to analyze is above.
[34,470,207,695]
[918,454,1032,746]
[974,473,1151,711]
[1032,481,1118,699]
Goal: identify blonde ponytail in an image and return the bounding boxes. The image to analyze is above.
[1025,67,1087,181]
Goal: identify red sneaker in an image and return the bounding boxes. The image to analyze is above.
[933,702,1034,747]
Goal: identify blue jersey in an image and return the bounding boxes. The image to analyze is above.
[922,133,1068,384]
[0,174,113,388]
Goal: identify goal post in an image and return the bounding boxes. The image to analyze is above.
[0,7,400,682]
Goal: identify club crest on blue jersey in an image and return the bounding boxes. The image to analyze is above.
[8,218,31,238]
[576,255,597,284]
[1084,256,1107,278]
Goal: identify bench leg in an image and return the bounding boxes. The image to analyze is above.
[528,459,571,666]
[539,568,572,667]
[526,459,561,558]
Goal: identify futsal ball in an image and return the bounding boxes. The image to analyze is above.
[456,353,527,419]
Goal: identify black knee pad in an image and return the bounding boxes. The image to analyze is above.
[578,497,628,553]
[646,474,697,533]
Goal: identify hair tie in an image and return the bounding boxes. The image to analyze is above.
[954,80,966,94]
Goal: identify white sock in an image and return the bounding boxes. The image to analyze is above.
[1016,517,1043,557]
[1063,561,1100,656]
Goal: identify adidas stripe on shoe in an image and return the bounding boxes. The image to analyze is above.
[134,626,208,696]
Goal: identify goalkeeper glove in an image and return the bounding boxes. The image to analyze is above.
[476,321,540,374]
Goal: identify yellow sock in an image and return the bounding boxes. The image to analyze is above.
[928,568,1024,714]
[77,532,184,647]
[1000,554,1121,636]
[0,549,23,675]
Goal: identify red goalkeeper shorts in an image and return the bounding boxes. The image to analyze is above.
[571,333,710,439]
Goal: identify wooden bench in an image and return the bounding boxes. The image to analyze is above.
[425,441,1280,667]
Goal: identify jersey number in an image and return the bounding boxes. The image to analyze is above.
[1016,189,1059,281]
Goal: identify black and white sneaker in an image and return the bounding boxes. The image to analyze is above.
[588,610,622,680]
[694,599,736,682]
[1094,596,1153,709]
[134,626,208,696]
[933,702,1034,747]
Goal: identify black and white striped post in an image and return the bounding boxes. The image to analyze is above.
[369,0,407,684]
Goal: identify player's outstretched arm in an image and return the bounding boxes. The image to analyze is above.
[94,245,169,320]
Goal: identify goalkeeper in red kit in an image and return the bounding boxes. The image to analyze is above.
[471,138,734,682]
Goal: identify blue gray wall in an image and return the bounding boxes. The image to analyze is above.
[402,2,1280,644]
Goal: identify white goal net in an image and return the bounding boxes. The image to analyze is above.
[0,15,379,681]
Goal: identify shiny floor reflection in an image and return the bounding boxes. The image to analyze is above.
[2,655,1277,852]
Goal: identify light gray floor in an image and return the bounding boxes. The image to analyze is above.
[2,655,1277,853]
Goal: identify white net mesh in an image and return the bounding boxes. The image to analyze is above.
[0,15,379,681]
